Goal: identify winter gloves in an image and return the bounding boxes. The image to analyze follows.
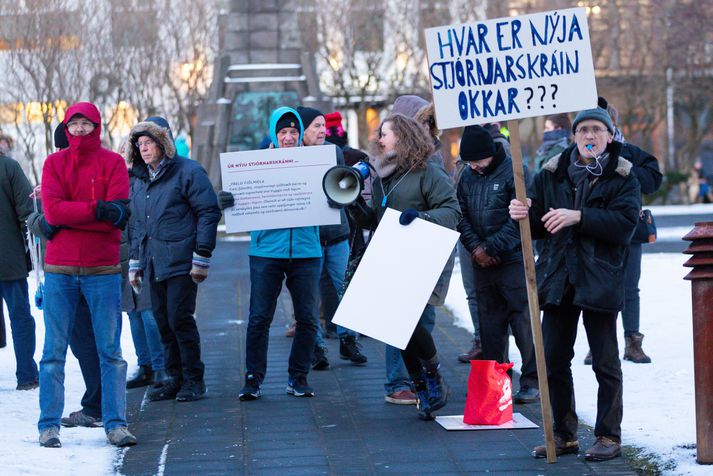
[38,215,61,240]
[95,199,131,230]
[471,246,501,268]
[399,208,419,225]
[191,252,211,284]
[217,190,235,210]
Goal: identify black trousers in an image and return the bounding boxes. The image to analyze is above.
[543,289,623,442]
[401,322,437,378]
[150,274,204,382]
[475,261,538,388]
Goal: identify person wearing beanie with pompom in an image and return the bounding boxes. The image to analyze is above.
[509,105,640,462]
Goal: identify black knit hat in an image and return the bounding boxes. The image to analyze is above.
[296,106,324,129]
[275,112,300,134]
[459,125,496,162]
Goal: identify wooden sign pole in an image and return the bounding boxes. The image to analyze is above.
[507,120,557,463]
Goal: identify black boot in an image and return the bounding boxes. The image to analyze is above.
[339,335,368,365]
[424,367,449,413]
[127,365,153,389]
[411,376,432,421]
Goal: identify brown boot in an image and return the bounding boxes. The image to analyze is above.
[584,436,621,461]
[623,332,652,363]
[457,338,482,363]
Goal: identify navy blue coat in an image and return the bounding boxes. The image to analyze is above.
[128,120,220,282]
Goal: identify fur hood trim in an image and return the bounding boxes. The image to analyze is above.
[125,121,176,166]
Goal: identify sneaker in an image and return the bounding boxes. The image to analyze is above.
[239,374,262,401]
[532,436,579,458]
[147,378,181,402]
[384,390,417,405]
[312,345,330,370]
[513,385,540,404]
[286,376,314,397]
[39,427,61,448]
[61,410,103,428]
[106,426,137,447]
[339,335,368,365]
[584,436,621,461]
[457,338,482,363]
[17,380,39,391]
[175,379,206,402]
[126,365,153,389]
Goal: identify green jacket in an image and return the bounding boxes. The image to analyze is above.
[0,155,33,281]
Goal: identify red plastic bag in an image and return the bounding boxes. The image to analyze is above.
[463,360,515,425]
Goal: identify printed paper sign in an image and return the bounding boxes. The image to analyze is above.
[435,413,539,431]
[425,8,597,129]
[220,145,340,233]
[332,208,460,350]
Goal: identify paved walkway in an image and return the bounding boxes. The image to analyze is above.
[120,241,639,475]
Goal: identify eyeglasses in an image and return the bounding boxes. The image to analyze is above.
[66,120,95,129]
[135,139,155,148]
[575,126,608,135]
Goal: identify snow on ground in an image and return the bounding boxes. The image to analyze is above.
[445,252,706,475]
[0,277,137,475]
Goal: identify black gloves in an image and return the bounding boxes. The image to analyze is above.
[217,190,235,210]
[95,199,131,230]
[399,208,419,225]
[39,216,61,240]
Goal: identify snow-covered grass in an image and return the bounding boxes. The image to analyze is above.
[0,279,137,475]
[446,252,705,475]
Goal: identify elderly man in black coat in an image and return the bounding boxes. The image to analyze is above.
[510,107,640,462]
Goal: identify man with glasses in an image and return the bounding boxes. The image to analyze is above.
[509,107,640,461]
[39,102,135,448]
[127,116,220,403]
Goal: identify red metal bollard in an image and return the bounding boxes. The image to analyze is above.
[683,221,713,464]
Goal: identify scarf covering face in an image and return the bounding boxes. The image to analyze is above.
[370,150,399,178]
[536,129,570,157]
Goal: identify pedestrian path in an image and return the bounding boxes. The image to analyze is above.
[119,241,639,475]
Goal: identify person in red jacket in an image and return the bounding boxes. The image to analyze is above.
[38,102,136,449]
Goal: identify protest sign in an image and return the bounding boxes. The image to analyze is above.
[332,208,460,350]
[425,8,597,129]
[220,145,340,233]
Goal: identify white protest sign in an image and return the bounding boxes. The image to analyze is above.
[220,145,340,233]
[425,8,597,129]
[332,208,460,350]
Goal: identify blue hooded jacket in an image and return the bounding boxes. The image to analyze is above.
[249,107,321,259]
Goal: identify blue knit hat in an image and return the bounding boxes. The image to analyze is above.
[572,107,614,134]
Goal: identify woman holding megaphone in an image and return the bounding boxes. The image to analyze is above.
[346,113,461,420]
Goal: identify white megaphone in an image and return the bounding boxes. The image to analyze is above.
[322,161,371,207]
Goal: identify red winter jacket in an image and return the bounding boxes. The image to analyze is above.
[42,102,129,267]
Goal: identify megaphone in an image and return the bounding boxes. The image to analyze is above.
[322,161,371,207]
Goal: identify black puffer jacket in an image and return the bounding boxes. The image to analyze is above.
[529,141,640,313]
[457,145,523,265]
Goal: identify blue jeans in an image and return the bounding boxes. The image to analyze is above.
[384,304,436,394]
[314,239,356,346]
[458,242,480,339]
[246,256,320,382]
[69,296,102,419]
[621,243,642,337]
[0,279,38,386]
[39,273,127,432]
[128,309,165,371]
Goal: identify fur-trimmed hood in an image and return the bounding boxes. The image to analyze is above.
[125,119,176,167]
[543,141,632,179]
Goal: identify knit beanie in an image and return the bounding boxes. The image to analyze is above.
[296,106,324,129]
[459,125,496,162]
[275,112,300,134]
[572,107,614,134]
